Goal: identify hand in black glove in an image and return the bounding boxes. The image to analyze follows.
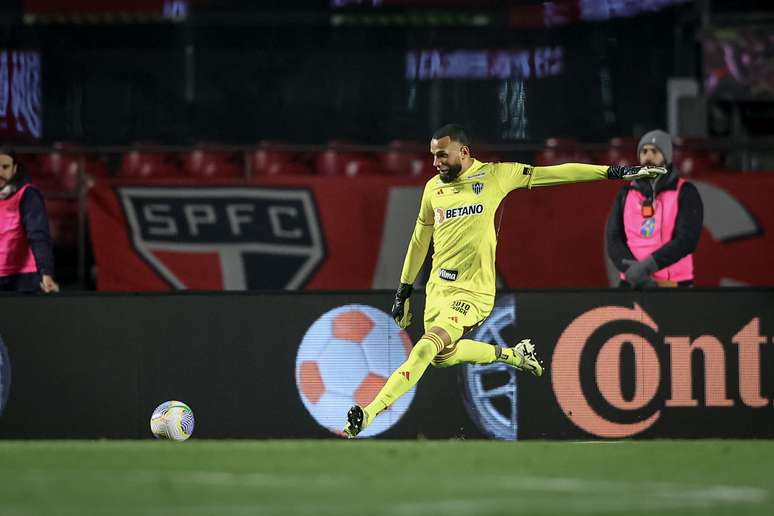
[391,283,413,328]
[622,256,659,289]
[608,165,667,180]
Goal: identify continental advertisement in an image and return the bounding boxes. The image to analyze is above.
[0,290,771,439]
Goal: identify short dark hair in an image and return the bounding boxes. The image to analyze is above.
[0,146,25,185]
[432,124,471,147]
[0,147,17,163]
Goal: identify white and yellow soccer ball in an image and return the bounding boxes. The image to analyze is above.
[150,401,195,441]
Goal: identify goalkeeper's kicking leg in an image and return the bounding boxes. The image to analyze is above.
[343,325,452,439]
[343,291,543,438]
[342,327,543,438]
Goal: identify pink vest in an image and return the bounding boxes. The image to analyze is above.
[620,178,693,282]
[0,184,38,276]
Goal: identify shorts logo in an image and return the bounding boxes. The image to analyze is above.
[472,182,484,195]
[451,300,471,315]
[439,268,458,281]
[119,187,325,289]
[434,203,484,225]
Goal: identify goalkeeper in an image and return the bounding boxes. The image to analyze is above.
[343,124,666,438]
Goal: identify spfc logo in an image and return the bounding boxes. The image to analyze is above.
[472,182,484,195]
[119,187,325,290]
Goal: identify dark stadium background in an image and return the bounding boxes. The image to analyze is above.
[0,3,773,515]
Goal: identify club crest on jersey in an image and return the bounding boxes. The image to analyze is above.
[434,203,484,225]
[640,217,656,238]
[472,182,484,195]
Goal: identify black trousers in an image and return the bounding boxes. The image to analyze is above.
[618,279,694,288]
[0,273,42,293]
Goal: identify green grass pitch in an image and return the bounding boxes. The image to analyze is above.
[0,440,772,516]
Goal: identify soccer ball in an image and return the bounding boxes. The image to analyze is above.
[150,401,195,441]
[295,304,416,437]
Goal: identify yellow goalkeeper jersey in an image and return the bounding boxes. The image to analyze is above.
[400,159,609,297]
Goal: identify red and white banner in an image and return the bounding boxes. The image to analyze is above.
[87,173,774,291]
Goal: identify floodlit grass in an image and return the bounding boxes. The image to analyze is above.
[0,440,772,516]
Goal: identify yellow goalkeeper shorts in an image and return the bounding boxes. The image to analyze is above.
[423,282,494,349]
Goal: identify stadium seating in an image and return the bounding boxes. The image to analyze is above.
[673,148,718,176]
[342,158,383,177]
[595,137,638,167]
[247,144,309,176]
[534,137,593,166]
[24,151,108,193]
[315,141,365,176]
[381,140,426,177]
[118,151,181,178]
[673,137,723,176]
[183,149,244,178]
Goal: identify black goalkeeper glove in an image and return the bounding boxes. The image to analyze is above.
[391,283,413,329]
[607,165,667,181]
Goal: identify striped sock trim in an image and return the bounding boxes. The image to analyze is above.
[433,342,458,363]
[424,333,446,353]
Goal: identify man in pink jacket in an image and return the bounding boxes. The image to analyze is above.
[0,148,59,293]
[605,130,704,288]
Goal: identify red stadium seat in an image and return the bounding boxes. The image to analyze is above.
[270,162,312,176]
[315,149,363,177]
[596,148,637,167]
[534,137,593,166]
[248,144,300,176]
[381,140,426,177]
[24,152,108,193]
[387,139,422,150]
[342,158,384,177]
[673,137,724,175]
[673,149,718,177]
[595,137,638,166]
[183,150,244,179]
[608,136,638,150]
[118,151,181,178]
[30,152,79,193]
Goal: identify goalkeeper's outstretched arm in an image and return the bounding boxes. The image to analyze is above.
[528,163,666,188]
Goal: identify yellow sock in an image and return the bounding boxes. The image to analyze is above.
[433,339,524,368]
[433,339,496,368]
[364,333,444,418]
